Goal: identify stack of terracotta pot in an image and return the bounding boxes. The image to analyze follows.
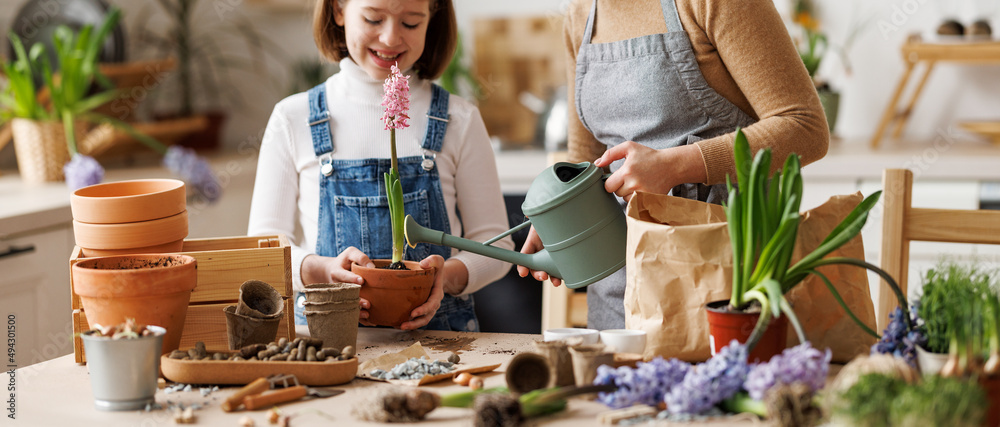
[70,179,188,257]
[303,283,361,350]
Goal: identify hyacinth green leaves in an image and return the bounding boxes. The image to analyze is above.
[724,127,909,349]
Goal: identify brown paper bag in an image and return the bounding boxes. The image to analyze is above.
[624,191,877,363]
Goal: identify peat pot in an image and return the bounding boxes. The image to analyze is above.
[72,254,197,354]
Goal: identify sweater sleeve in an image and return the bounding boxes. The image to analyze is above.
[449,105,515,296]
[691,0,829,185]
[247,105,310,292]
[564,1,608,165]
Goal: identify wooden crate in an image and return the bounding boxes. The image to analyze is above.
[69,235,295,363]
[73,299,294,363]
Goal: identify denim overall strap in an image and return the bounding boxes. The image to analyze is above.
[423,84,449,152]
[299,82,477,332]
[574,0,757,330]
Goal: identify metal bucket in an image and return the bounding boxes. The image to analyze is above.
[81,325,165,411]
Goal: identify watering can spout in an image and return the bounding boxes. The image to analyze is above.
[404,215,560,278]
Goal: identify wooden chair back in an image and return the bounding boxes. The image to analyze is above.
[878,168,1000,329]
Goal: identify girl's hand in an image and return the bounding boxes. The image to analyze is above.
[400,255,447,330]
[516,226,563,287]
[301,248,375,323]
[595,142,706,202]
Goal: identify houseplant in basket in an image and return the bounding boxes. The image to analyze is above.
[1,8,222,200]
[711,127,909,361]
[350,64,435,328]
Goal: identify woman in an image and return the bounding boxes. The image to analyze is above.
[519,0,829,330]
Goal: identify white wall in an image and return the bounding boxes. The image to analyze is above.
[2,0,998,153]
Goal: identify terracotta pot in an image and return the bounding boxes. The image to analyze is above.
[73,210,189,257]
[980,374,1000,427]
[705,300,789,363]
[71,179,186,224]
[72,254,197,354]
[351,260,435,327]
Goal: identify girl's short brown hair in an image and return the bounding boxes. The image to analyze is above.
[313,0,457,80]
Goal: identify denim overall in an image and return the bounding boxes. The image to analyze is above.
[575,0,757,329]
[294,82,479,332]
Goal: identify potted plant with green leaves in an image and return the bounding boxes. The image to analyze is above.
[1,8,222,198]
[710,127,910,361]
[350,64,435,328]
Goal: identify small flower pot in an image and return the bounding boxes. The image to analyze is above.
[80,325,165,411]
[705,300,788,363]
[71,179,186,224]
[305,305,360,351]
[72,254,197,355]
[351,260,435,327]
[302,282,362,304]
[235,280,284,318]
[914,344,949,376]
[568,344,613,387]
[533,339,575,387]
[506,352,551,395]
[224,305,282,350]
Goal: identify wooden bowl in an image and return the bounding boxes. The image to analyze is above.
[74,210,188,255]
[71,179,185,224]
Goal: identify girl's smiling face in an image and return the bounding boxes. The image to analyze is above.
[334,0,431,80]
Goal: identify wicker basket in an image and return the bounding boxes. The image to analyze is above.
[10,119,76,183]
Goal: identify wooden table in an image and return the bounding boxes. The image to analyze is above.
[12,327,762,426]
[870,34,1000,148]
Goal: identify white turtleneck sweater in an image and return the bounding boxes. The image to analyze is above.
[248,58,514,295]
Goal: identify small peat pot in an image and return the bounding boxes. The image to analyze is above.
[80,325,166,411]
[224,305,282,350]
[235,280,284,318]
[505,352,552,395]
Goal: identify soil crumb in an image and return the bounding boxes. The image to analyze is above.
[421,336,477,354]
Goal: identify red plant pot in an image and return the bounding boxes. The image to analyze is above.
[705,299,789,363]
[352,260,435,327]
[981,374,1000,427]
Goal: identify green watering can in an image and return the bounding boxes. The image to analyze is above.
[404,161,627,289]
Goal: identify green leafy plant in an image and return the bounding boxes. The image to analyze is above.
[724,127,909,347]
[833,373,986,427]
[1,8,163,155]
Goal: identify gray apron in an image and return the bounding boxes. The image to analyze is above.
[575,0,757,329]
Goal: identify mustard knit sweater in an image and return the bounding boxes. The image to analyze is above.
[564,0,829,185]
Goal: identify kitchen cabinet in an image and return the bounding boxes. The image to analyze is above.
[0,224,74,367]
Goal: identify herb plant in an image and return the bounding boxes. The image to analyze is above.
[724,127,909,347]
[381,64,411,268]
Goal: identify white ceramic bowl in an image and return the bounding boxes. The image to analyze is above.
[543,328,599,344]
[599,329,647,354]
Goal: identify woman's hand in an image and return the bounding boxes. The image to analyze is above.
[595,142,707,202]
[301,248,375,324]
[516,226,563,287]
[400,255,447,330]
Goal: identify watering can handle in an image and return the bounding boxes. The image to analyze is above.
[483,219,532,246]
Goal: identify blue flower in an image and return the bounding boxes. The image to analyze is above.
[664,340,748,415]
[163,146,222,203]
[871,306,925,368]
[63,154,104,190]
[594,357,691,408]
[743,342,831,400]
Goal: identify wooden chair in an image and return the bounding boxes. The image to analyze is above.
[878,169,1000,330]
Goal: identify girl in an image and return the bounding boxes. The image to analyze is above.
[248,0,513,331]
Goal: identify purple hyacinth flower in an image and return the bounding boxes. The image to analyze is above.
[594,357,691,408]
[163,146,222,203]
[744,342,831,401]
[664,340,748,415]
[871,306,925,368]
[63,154,104,190]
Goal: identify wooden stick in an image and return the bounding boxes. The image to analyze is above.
[242,386,308,410]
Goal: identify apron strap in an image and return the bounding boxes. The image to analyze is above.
[422,84,450,152]
[583,0,683,45]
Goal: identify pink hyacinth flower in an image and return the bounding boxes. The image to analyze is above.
[381,63,411,130]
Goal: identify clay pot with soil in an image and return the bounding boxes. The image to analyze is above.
[351,260,435,327]
[304,283,361,350]
[72,254,197,354]
[224,280,284,349]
